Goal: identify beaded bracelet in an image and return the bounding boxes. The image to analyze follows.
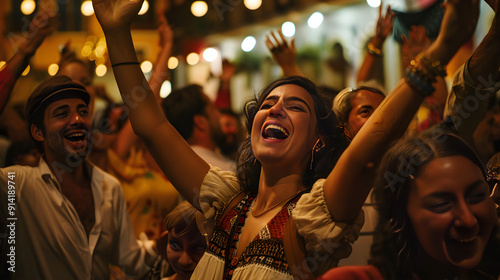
[111,62,140,68]
[405,68,435,96]
[367,42,383,56]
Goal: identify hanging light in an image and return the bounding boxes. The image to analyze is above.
[367,0,381,8]
[168,57,179,69]
[244,0,262,10]
[186,53,200,65]
[138,1,149,15]
[48,64,59,76]
[203,48,218,62]
[281,21,296,37]
[141,61,153,73]
[307,12,324,29]
[160,81,172,98]
[81,1,94,16]
[95,65,107,77]
[191,1,208,17]
[241,36,256,52]
[21,0,36,15]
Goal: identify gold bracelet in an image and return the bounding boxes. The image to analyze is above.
[367,42,383,56]
[416,52,447,78]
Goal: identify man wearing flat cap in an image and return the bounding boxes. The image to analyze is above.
[0,76,156,279]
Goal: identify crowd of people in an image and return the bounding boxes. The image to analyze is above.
[1,0,500,279]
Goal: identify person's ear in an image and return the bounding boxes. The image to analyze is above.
[193,115,209,132]
[31,124,45,141]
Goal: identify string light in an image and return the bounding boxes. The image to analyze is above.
[241,36,256,52]
[191,1,208,17]
[244,0,262,10]
[186,53,200,65]
[81,1,94,16]
[21,0,36,15]
[168,57,179,69]
[48,64,59,76]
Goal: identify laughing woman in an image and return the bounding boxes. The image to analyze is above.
[91,0,479,278]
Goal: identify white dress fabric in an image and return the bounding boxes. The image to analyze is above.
[191,166,364,279]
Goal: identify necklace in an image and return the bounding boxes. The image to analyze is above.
[251,191,300,218]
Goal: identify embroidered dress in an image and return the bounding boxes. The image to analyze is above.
[192,166,365,280]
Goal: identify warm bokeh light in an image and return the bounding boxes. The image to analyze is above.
[81,1,94,16]
[159,81,172,98]
[88,52,97,61]
[96,56,106,65]
[81,45,93,57]
[48,64,59,76]
[244,0,262,10]
[138,0,149,15]
[191,1,208,17]
[203,48,218,62]
[95,64,107,77]
[0,61,6,71]
[367,0,381,8]
[141,61,153,73]
[21,0,36,15]
[281,21,296,37]
[241,36,256,52]
[168,57,179,69]
[186,53,200,65]
[21,65,30,76]
[308,12,324,29]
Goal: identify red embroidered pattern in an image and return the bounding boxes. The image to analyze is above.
[207,193,302,279]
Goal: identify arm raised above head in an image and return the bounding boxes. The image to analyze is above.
[92,0,209,209]
[323,0,480,223]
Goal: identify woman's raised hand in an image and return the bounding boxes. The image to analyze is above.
[92,0,143,33]
[432,0,480,64]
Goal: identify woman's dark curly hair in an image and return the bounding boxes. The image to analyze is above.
[236,75,348,194]
[370,131,500,279]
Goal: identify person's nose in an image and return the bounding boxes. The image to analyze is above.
[178,251,194,267]
[69,111,85,126]
[268,100,286,118]
[453,200,478,229]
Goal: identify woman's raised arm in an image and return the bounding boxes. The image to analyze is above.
[92,0,209,208]
[324,0,480,223]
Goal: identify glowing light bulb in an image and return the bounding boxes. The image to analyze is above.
[367,0,381,8]
[160,81,172,98]
[138,1,149,15]
[81,1,94,16]
[21,0,36,15]
[244,0,262,10]
[168,57,179,69]
[307,12,324,29]
[191,1,208,17]
[281,21,295,37]
[203,48,218,62]
[48,64,59,76]
[186,53,200,65]
[241,36,256,52]
[141,61,153,73]
[95,64,107,77]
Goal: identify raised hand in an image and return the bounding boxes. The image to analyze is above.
[401,25,431,67]
[22,9,58,55]
[375,4,395,41]
[431,0,480,64]
[157,14,173,50]
[92,0,143,33]
[265,29,302,76]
